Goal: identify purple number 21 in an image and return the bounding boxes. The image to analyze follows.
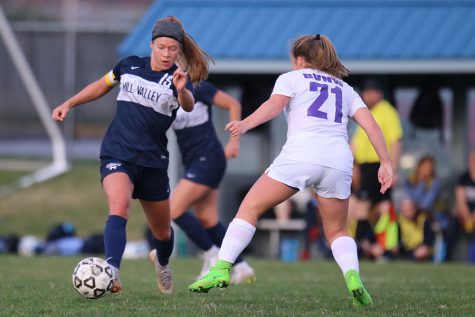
[307,82,343,123]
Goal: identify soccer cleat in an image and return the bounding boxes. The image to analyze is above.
[230,261,256,285]
[110,266,122,293]
[188,259,231,293]
[148,249,173,294]
[345,270,373,307]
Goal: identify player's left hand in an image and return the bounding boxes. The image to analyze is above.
[224,138,240,159]
[173,67,188,92]
[378,161,393,194]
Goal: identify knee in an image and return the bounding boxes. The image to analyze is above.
[108,199,131,218]
[237,201,265,219]
[325,230,348,245]
[109,209,129,219]
[196,213,218,229]
[150,226,172,241]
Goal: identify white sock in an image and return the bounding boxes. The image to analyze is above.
[331,236,359,275]
[218,218,256,263]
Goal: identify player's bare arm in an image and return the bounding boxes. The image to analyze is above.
[353,107,393,193]
[225,94,289,137]
[213,90,242,159]
[52,78,112,121]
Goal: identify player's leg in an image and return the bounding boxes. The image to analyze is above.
[171,179,220,277]
[141,199,174,294]
[189,173,297,292]
[194,190,256,284]
[316,194,372,307]
[102,171,134,293]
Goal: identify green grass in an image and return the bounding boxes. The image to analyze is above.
[0,256,473,316]
[0,161,148,240]
[1,161,475,315]
[0,170,29,185]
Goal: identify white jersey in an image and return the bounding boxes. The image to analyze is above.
[272,68,366,174]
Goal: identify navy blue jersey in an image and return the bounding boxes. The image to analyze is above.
[457,172,475,212]
[100,56,193,168]
[172,81,223,165]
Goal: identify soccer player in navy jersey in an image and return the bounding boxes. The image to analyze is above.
[52,16,211,294]
[170,80,255,284]
[189,34,393,307]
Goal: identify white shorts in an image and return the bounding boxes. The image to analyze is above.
[266,155,352,199]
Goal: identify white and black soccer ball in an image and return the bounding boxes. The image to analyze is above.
[72,257,114,299]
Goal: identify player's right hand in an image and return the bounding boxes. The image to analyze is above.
[52,103,71,122]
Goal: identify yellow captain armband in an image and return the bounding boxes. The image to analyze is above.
[104,70,119,87]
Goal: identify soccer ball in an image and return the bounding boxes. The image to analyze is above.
[72,257,115,299]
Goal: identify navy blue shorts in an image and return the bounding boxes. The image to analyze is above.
[183,150,226,189]
[100,157,170,201]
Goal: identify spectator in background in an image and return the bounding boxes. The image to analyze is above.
[455,150,475,263]
[403,154,448,262]
[404,155,442,215]
[397,197,434,261]
[351,78,403,255]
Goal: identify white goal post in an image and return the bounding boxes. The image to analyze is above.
[0,5,69,195]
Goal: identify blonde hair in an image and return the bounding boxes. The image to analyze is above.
[153,16,213,83]
[291,34,349,79]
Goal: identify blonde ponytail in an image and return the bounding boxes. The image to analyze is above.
[291,34,349,79]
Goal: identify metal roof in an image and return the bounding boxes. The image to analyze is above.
[118,0,475,74]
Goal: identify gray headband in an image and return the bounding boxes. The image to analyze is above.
[151,21,184,44]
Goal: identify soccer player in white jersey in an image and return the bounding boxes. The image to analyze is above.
[52,16,211,294]
[189,34,393,307]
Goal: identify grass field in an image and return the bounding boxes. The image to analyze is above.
[0,161,148,240]
[0,256,474,316]
[1,162,475,316]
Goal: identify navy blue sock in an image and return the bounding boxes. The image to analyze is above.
[104,215,127,269]
[152,227,174,266]
[174,212,214,251]
[206,222,244,264]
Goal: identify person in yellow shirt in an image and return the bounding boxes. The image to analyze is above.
[351,79,403,251]
[397,197,434,260]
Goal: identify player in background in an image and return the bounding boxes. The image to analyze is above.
[189,34,393,307]
[52,16,211,294]
[170,80,255,284]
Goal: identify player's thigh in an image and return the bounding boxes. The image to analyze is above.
[193,189,219,228]
[236,173,298,223]
[170,179,213,219]
[102,172,134,217]
[315,195,349,244]
[140,199,172,240]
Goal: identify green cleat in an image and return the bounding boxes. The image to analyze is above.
[345,270,373,307]
[188,260,231,293]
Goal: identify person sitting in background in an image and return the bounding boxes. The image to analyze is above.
[403,154,449,262]
[404,155,442,215]
[397,197,434,261]
[455,150,475,263]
